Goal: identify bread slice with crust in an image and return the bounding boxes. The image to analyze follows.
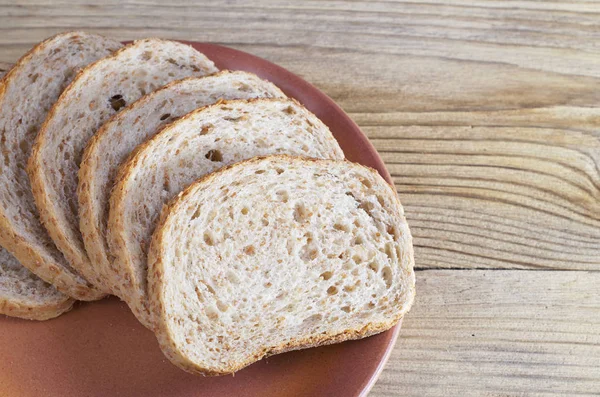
[0,32,122,300]
[0,64,74,320]
[148,155,415,375]
[108,98,344,328]
[78,70,285,293]
[28,39,218,293]
[0,247,74,320]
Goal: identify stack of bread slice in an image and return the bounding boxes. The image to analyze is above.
[0,32,415,375]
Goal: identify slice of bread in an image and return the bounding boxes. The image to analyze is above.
[0,32,122,300]
[108,98,344,328]
[28,39,218,293]
[148,155,415,375]
[0,246,74,320]
[0,64,74,321]
[78,71,286,293]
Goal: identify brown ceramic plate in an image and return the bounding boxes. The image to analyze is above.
[0,42,401,397]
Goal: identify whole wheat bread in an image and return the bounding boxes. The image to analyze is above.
[0,246,74,320]
[28,39,218,293]
[148,155,415,375]
[108,98,344,328]
[0,63,73,320]
[78,71,285,292]
[0,32,122,300]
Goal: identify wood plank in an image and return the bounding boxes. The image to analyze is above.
[2,1,597,271]
[371,269,600,397]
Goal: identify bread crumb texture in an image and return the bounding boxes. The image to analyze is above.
[149,156,415,375]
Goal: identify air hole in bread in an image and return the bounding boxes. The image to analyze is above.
[255,169,265,174]
[205,149,222,162]
[327,286,338,295]
[382,266,393,289]
[352,254,362,264]
[341,306,351,313]
[206,306,219,320]
[162,171,171,192]
[320,271,333,281]
[359,200,375,214]
[368,261,380,272]
[89,100,97,111]
[166,58,179,66]
[237,82,252,92]
[200,124,213,135]
[203,232,215,246]
[377,195,385,207]
[333,223,349,232]
[141,51,152,61]
[109,94,126,111]
[194,286,204,302]
[216,300,228,312]
[360,178,372,189]
[354,235,364,245]
[343,284,355,292]
[395,245,402,259]
[293,203,309,223]
[160,113,171,121]
[241,207,249,215]
[264,282,272,288]
[384,242,396,261]
[243,245,255,255]
[201,282,216,295]
[223,116,243,122]
[276,168,284,174]
[276,291,287,300]
[283,105,296,115]
[275,190,289,203]
[387,224,399,239]
[300,246,318,262]
[19,139,28,154]
[262,218,269,226]
[303,314,322,325]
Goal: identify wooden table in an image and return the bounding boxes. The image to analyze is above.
[1,1,599,395]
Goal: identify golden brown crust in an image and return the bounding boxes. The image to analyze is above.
[0,32,114,300]
[0,294,74,321]
[148,155,415,375]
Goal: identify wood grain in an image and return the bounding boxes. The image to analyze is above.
[0,1,599,395]
[371,269,600,397]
